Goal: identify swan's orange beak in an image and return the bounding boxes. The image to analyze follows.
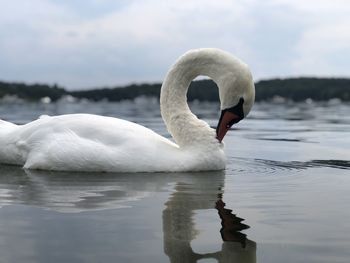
[216,111,241,142]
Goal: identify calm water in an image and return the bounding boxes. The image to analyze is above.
[0,98,349,263]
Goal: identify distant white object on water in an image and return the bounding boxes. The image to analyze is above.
[40,96,51,104]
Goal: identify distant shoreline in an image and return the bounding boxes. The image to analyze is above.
[1,77,349,102]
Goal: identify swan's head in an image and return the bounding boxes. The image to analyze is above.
[215,56,255,142]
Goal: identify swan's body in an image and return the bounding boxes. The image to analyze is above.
[0,114,224,172]
[0,48,255,172]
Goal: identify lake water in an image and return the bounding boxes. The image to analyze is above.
[0,98,349,263]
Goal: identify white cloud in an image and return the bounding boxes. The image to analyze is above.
[0,0,349,88]
[292,21,350,76]
[278,0,350,76]
[0,0,258,88]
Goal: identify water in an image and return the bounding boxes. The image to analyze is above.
[0,98,349,263]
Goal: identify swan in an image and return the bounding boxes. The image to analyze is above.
[0,48,255,172]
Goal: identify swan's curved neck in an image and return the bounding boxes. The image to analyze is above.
[160,49,235,148]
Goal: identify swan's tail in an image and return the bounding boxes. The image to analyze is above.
[0,119,21,166]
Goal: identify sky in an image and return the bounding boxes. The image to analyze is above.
[0,0,349,90]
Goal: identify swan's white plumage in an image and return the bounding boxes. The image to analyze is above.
[0,48,254,172]
[0,114,225,172]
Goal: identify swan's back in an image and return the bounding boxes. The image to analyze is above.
[0,114,182,172]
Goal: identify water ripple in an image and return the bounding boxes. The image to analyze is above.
[228,157,350,175]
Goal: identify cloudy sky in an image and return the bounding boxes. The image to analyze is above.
[0,0,349,90]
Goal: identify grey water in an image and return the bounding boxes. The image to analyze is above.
[0,98,349,263]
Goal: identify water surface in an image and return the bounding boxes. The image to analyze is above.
[0,99,349,262]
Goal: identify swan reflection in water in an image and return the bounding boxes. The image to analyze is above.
[163,172,256,263]
[0,165,256,262]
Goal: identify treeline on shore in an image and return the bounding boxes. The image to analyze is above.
[0,77,349,102]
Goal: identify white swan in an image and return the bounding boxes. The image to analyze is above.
[0,48,255,172]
